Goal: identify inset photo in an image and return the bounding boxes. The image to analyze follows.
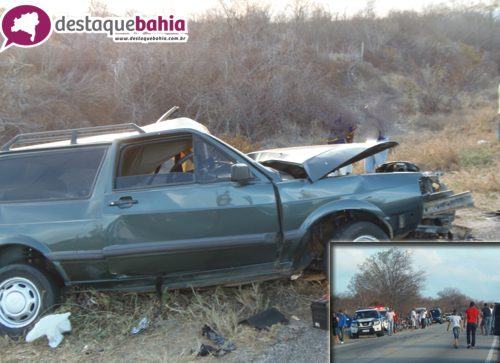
[330,244,500,362]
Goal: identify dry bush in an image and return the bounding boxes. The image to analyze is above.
[0,279,327,363]
[1,0,500,148]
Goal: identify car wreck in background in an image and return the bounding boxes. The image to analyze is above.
[0,113,473,335]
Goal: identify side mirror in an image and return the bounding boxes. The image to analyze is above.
[230,164,252,182]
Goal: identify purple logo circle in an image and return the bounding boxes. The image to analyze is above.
[1,4,52,52]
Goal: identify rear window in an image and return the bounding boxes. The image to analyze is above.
[0,148,106,202]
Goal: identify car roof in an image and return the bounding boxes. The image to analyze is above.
[1,118,210,152]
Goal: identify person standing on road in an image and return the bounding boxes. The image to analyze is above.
[411,307,417,332]
[490,304,494,334]
[393,310,397,335]
[427,308,432,327]
[447,309,464,349]
[332,311,340,343]
[421,309,426,329]
[337,310,347,344]
[465,301,480,349]
[387,308,395,336]
[482,303,492,336]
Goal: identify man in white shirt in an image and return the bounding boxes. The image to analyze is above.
[386,308,396,336]
[411,307,417,332]
[421,310,427,329]
[447,310,464,349]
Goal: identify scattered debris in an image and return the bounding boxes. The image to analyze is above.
[448,225,474,241]
[85,349,105,355]
[26,312,71,348]
[131,318,150,334]
[238,307,286,331]
[310,294,329,330]
[192,343,226,357]
[477,140,488,144]
[480,210,500,218]
[201,324,237,351]
[291,315,300,321]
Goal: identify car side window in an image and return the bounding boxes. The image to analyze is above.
[0,148,106,202]
[194,137,236,183]
[115,137,195,189]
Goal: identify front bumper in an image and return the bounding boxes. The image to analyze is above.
[352,324,382,335]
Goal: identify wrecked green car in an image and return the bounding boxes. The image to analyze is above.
[0,117,472,335]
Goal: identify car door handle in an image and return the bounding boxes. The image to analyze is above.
[108,197,139,208]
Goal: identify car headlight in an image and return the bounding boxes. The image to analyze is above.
[352,323,358,327]
[373,321,380,326]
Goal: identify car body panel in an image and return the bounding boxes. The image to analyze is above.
[276,173,425,238]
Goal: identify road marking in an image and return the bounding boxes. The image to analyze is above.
[412,341,419,344]
[485,336,498,363]
[386,349,396,353]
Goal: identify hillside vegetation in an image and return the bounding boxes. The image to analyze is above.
[0,0,499,198]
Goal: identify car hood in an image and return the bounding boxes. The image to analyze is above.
[247,141,398,183]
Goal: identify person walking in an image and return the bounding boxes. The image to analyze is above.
[427,308,432,326]
[482,303,492,336]
[447,310,464,349]
[420,309,426,329]
[411,307,417,332]
[332,311,340,343]
[387,308,395,336]
[337,310,347,344]
[465,301,480,349]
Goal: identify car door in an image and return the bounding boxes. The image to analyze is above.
[102,133,280,277]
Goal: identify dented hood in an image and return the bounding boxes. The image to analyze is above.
[247,141,398,182]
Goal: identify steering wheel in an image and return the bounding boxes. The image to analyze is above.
[171,152,193,173]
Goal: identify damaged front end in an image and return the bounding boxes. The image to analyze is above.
[377,164,475,240]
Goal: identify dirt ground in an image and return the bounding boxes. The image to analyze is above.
[453,207,500,241]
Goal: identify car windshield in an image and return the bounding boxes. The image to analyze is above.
[430,310,439,315]
[354,311,378,319]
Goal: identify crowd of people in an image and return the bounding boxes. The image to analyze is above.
[332,303,495,346]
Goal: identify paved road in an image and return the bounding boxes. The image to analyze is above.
[332,323,500,363]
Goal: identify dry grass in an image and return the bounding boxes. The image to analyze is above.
[1,279,327,363]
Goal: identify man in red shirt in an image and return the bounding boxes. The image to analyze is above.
[393,311,398,334]
[464,301,480,349]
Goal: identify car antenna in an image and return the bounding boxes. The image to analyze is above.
[156,106,180,123]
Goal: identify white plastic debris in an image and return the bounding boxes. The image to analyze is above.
[26,312,71,348]
[131,317,150,334]
[478,140,488,144]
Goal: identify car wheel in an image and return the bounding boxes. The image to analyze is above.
[352,332,359,339]
[0,264,60,336]
[377,328,384,337]
[329,221,389,242]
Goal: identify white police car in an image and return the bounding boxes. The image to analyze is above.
[350,307,386,338]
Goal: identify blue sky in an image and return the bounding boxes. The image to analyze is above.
[331,245,500,302]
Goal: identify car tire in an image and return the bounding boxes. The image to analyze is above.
[351,332,359,339]
[329,221,389,242]
[377,328,384,337]
[0,264,60,336]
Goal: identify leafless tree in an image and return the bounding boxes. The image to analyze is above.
[348,248,427,313]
